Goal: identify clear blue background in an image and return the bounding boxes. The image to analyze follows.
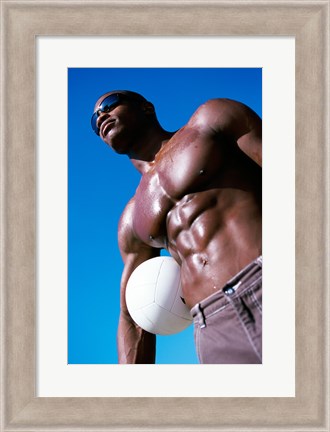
[68,68,262,364]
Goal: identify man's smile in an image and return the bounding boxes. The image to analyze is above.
[100,119,116,138]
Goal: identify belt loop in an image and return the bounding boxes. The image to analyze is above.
[197,304,206,329]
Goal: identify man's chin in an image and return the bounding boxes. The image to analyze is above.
[107,139,128,155]
[113,147,127,155]
[102,129,130,154]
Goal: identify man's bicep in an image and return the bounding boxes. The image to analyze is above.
[195,98,262,166]
[219,99,262,166]
[116,201,158,364]
[118,205,160,311]
[118,202,159,263]
[236,124,262,167]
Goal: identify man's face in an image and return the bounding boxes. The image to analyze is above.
[92,92,148,154]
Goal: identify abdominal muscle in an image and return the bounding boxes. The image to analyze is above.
[132,148,262,309]
[165,188,262,308]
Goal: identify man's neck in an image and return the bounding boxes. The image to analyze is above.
[128,125,174,174]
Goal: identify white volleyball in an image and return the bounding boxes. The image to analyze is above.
[125,256,192,335]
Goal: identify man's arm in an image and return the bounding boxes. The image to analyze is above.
[194,98,262,167]
[117,200,160,364]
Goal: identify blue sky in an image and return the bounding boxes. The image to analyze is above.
[68,68,262,364]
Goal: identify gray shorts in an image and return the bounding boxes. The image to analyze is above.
[191,256,262,364]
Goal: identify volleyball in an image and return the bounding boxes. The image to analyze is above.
[125,256,193,335]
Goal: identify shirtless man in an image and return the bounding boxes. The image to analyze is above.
[91,90,262,364]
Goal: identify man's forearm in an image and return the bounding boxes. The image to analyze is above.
[117,314,156,364]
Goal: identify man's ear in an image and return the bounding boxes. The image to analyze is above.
[143,102,155,115]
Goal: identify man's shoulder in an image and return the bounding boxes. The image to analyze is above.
[190,98,246,121]
[185,98,260,139]
[198,97,237,109]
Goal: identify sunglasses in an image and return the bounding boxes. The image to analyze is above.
[91,93,122,135]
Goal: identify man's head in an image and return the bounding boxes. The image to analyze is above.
[91,90,156,154]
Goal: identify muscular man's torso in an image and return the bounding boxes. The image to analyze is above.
[124,107,262,308]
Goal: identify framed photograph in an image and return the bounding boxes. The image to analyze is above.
[37,38,294,398]
[1,1,329,430]
[66,67,262,367]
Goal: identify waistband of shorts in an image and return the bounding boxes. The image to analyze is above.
[190,256,262,321]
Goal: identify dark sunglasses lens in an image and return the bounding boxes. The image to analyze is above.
[91,112,99,135]
[99,94,120,111]
[91,94,121,135]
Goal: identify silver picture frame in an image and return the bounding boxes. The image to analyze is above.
[1,1,329,430]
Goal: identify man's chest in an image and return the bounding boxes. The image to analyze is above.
[131,129,224,245]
